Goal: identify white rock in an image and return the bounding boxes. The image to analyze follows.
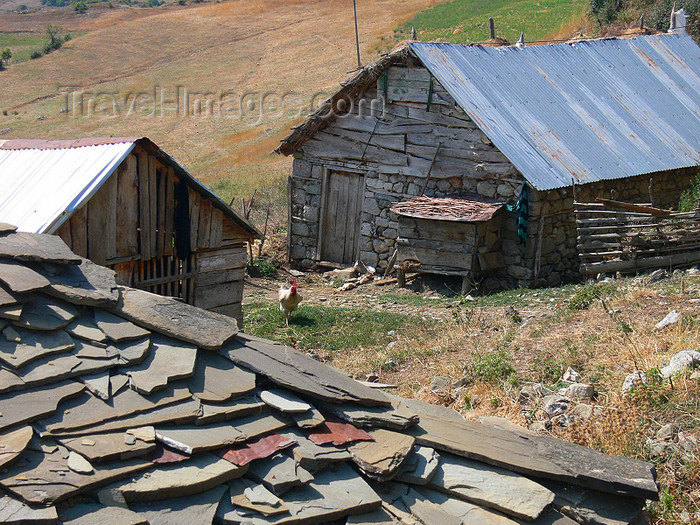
[622,371,647,393]
[67,451,94,474]
[655,310,681,330]
[260,389,312,413]
[661,350,700,378]
[561,367,581,383]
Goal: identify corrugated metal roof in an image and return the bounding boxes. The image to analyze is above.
[0,141,135,233]
[411,34,700,190]
[0,137,261,238]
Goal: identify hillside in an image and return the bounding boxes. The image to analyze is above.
[0,0,435,222]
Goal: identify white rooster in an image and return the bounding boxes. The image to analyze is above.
[278,280,302,326]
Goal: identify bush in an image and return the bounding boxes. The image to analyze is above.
[30,50,43,59]
[678,172,700,211]
[74,1,87,12]
[465,346,515,384]
[246,257,278,279]
[589,0,623,25]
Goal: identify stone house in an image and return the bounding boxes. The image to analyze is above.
[277,34,700,288]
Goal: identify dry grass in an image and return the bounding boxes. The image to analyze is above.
[244,268,700,521]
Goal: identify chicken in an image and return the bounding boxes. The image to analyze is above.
[279,280,302,326]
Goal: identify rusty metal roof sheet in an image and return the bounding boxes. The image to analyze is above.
[411,34,700,190]
[391,195,503,223]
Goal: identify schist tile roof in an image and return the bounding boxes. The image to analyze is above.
[0,227,658,524]
[0,137,260,238]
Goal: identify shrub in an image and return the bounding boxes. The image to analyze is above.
[246,257,278,279]
[74,1,87,12]
[589,0,623,25]
[30,50,43,59]
[466,346,515,384]
[678,172,700,212]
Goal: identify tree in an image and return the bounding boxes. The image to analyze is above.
[44,24,65,54]
[0,49,11,71]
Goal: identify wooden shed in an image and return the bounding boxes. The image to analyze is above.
[0,137,260,325]
[390,196,504,290]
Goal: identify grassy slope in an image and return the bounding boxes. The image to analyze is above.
[0,0,435,225]
[244,272,700,521]
[397,0,589,43]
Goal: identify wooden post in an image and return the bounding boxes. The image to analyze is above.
[353,0,361,68]
[397,267,406,288]
[420,142,442,195]
[489,17,495,39]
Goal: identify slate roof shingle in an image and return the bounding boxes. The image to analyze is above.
[0,229,658,524]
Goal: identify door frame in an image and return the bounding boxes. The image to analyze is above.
[316,166,366,264]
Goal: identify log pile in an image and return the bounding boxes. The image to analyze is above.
[575,200,700,275]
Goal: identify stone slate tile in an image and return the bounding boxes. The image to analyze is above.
[80,371,110,400]
[147,442,190,464]
[110,287,238,349]
[217,462,381,524]
[115,337,151,365]
[0,447,152,505]
[396,484,520,525]
[0,283,19,307]
[0,493,58,525]
[291,405,325,429]
[0,426,33,469]
[128,484,228,525]
[58,431,156,463]
[428,451,555,521]
[229,478,289,517]
[38,258,120,307]
[347,428,415,480]
[65,314,108,342]
[157,412,288,455]
[187,350,256,402]
[221,334,390,407]
[0,232,81,265]
[51,397,201,437]
[196,395,267,426]
[260,389,312,413]
[0,327,74,369]
[0,344,119,394]
[0,260,49,294]
[428,454,554,521]
[38,382,191,436]
[395,445,440,486]
[113,453,246,502]
[527,509,580,525]
[13,295,78,331]
[59,503,148,525]
[407,412,659,500]
[543,480,646,525]
[246,452,314,496]
[280,428,352,472]
[320,398,419,431]
[94,310,150,342]
[126,334,197,395]
[0,380,84,432]
[0,224,17,234]
[219,434,296,467]
[385,393,466,422]
[345,509,400,524]
[0,303,23,321]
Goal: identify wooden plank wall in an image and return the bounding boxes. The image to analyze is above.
[55,146,252,319]
[300,65,517,181]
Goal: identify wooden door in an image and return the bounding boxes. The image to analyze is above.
[319,169,364,265]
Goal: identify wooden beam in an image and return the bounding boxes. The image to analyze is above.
[137,151,152,260]
[148,155,158,257]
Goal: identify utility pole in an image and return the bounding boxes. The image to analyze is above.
[353,0,361,68]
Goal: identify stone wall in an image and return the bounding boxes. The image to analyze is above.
[287,61,698,285]
[288,62,524,270]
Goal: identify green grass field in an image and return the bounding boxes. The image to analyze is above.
[397,0,588,43]
[0,33,46,63]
